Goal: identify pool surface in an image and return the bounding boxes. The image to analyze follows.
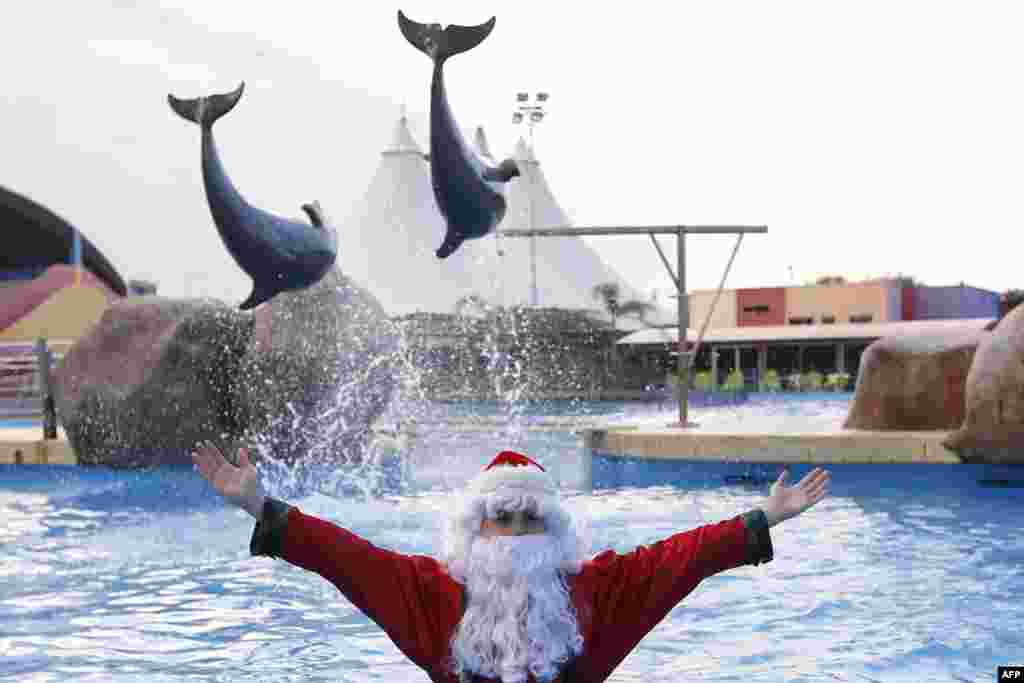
[0,418,42,430]
[1,394,1020,681]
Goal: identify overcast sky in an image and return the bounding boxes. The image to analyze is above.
[3,1,1022,305]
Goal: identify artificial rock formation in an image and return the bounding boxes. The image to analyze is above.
[53,269,397,467]
[944,305,1024,463]
[843,330,986,431]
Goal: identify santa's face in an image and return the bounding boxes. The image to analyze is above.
[448,503,584,683]
[479,509,546,538]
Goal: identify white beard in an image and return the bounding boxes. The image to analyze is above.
[449,534,583,683]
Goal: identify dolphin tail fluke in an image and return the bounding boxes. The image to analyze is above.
[435,232,465,259]
[397,10,495,62]
[239,282,275,311]
[168,82,246,128]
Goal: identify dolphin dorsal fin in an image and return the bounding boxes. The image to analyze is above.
[302,201,324,228]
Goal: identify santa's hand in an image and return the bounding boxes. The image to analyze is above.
[192,442,265,520]
[761,467,830,527]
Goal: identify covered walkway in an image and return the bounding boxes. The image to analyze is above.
[616,318,995,387]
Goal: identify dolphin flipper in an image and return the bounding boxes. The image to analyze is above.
[435,233,465,260]
[239,282,278,311]
[482,159,520,183]
[397,10,495,62]
[168,82,245,128]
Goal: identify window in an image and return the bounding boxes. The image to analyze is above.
[849,314,873,323]
[743,304,771,314]
[788,316,813,325]
[821,315,836,324]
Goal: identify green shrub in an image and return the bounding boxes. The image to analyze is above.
[825,372,851,391]
[759,369,781,392]
[802,370,824,390]
[693,370,715,391]
[722,369,745,391]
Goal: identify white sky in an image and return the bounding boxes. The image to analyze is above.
[3,1,1022,305]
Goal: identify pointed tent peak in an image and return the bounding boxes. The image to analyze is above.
[474,126,493,160]
[384,110,424,157]
[514,137,537,164]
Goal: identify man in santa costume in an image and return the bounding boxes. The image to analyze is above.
[192,444,830,682]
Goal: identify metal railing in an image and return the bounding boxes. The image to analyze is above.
[0,339,70,436]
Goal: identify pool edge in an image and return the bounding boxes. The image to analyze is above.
[582,427,969,464]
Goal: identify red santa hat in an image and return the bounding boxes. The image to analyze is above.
[465,450,558,503]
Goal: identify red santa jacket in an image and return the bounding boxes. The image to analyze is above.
[250,499,773,683]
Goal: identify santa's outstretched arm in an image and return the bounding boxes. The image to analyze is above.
[191,442,459,676]
[570,467,831,682]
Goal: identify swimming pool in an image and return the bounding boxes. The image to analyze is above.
[1,394,1019,681]
[0,417,41,429]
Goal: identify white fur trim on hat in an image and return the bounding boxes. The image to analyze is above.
[466,463,558,500]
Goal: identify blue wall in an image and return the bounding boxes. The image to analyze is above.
[912,285,999,319]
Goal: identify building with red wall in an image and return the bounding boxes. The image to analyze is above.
[736,288,786,326]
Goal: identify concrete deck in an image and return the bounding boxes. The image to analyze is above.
[582,427,964,464]
[0,426,76,464]
[0,422,971,466]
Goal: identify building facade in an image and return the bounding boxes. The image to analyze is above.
[1,184,126,342]
[614,279,1007,390]
[687,279,999,330]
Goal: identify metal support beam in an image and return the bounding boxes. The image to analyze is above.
[500,225,768,238]
[498,223,767,429]
[676,229,692,427]
[648,234,679,289]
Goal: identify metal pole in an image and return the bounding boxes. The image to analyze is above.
[676,229,690,426]
[528,135,538,307]
[34,338,56,440]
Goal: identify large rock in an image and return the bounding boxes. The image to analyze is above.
[53,298,252,467]
[843,329,987,431]
[944,305,1024,462]
[53,269,398,467]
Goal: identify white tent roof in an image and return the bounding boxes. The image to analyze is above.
[496,136,669,324]
[338,114,662,323]
[336,115,502,316]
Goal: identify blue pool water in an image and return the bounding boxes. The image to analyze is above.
[1,394,1021,682]
[0,417,41,429]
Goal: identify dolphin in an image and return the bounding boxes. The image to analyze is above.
[167,82,338,309]
[398,10,520,259]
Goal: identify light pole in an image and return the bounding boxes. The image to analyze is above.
[512,91,548,307]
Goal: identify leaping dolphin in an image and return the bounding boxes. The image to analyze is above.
[167,82,338,309]
[398,10,520,259]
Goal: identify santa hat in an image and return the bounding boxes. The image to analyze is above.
[465,450,558,503]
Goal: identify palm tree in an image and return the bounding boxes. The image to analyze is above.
[591,282,621,331]
[617,299,655,325]
[454,294,489,318]
[592,282,658,330]
[815,275,848,286]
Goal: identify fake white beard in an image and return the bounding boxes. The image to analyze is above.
[450,534,583,683]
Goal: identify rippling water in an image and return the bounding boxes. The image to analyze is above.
[2,394,1021,682]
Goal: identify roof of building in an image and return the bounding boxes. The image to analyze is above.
[0,184,127,296]
[616,317,996,345]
